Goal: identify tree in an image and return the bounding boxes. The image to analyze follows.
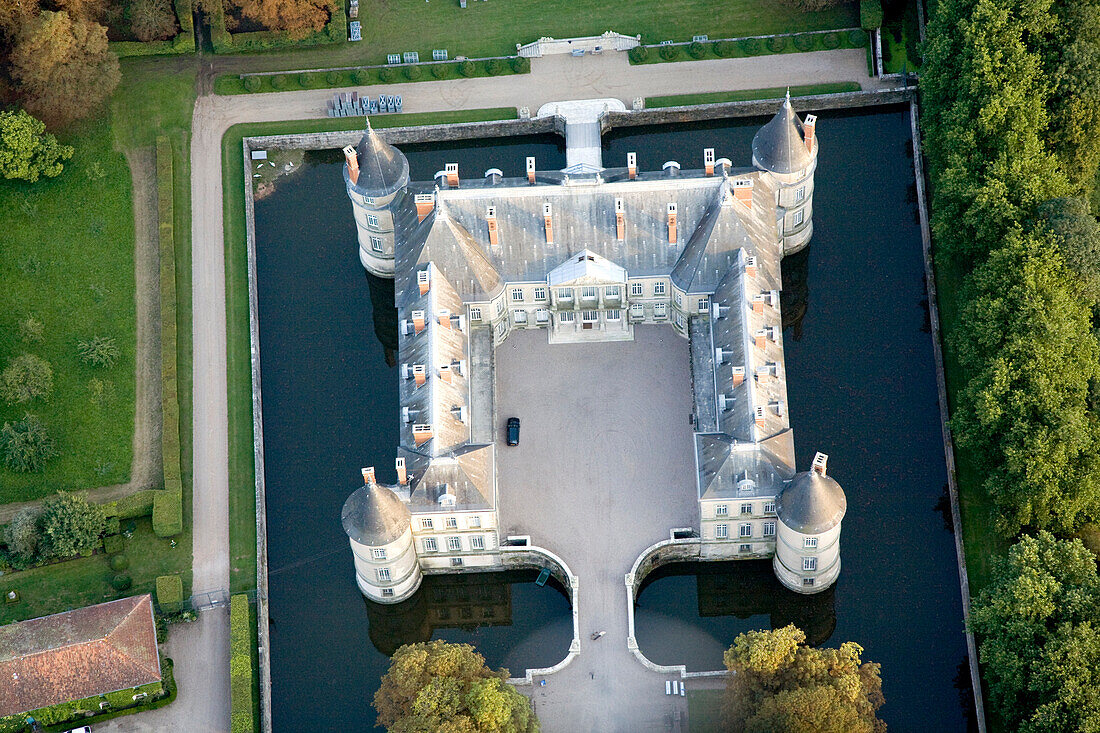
[0,414,57,472]
[128,0,177,41]
[0,108,73,182]
[3,506,43,561]
[723,625,886,733]
[1031,197,1100,302]
[969,532,1100,732]
[54,0,106,21]
[374,640,538,733]
[37,491,106,558]
[0,353,54,404]
[9,11,121,129]
[0,0,38,37]
[231,0,328,39]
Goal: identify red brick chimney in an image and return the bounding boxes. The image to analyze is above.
[527,156,536,184]
[445,162,459,187]
[396,457,407,485]
[732,366,746,387]
[415,193,435,222]
[412,424,433,445]
[627,152,637,180]
[413,364,426,387]
[803,114,817,153]
[745,256,757,278]
[439,364,453,384]
[543,203,553,244]
[667,203,678,245]
[704,148,715,176]
[361,466,375,486]
[812,451,828,474]
[412,310,426,334]
[417,269,430,295]
[615,198,625,241]
[733,179,753,209]
[486,206,499,247]
[343,145,360,185]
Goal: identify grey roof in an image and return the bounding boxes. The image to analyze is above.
[776,469,847,534]
[752,96,813,175]
[342,482,412,545]
[400,444,495,512]
[350,120,410,196]
[398,204,505,306]
[696,431,796,500]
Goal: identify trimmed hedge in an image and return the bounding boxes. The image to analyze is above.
[739,37,762,55]
[153,489,183,537]
[102,489,158,519]
[861,0,883,29]
[822,31,841,49]
[849,29,869,47]
[629,45,649,63]
[766,35,787,52]
[108,0,194,56]
[510,56,530,72]
[230,595,256,733]
[794,33,816,51]
[156,573,184,613]
[687,41,707,58]
[659,44,681,60]
[104,533,124,555]
[210,0,346,53]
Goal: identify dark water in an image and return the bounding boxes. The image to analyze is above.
[255,113,969,732]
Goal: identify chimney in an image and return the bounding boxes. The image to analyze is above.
[343,145,359,185]
[754,405,766,428]
[486,206,499,247]
[438,309,451,329]
[417,269,430,295]
[445,163,459,187]
[412,424,433,445]
[396,457,407,485]
[361,466,375,486]
[755,330,767,350]
[615,198,625,241]
[415,193,435,222]
[412,310,426,334]
[733,179,753,209]
[812,451,828,474]
[627,152,637,180]
[543,203,553,244]
[439,363,453,384]
[745,256,757,279]
[667,203,678,245]
[731,366,745,387]
[803,114,817,153]
[704,148,715,176]
[752,295,765,314]
[413,364,426,386]
[527,156,536,184]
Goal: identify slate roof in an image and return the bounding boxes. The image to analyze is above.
[752,95,814,175]
[0,595,161,717]
[399,444,495,512]
[349,121,410,197]
[776,467,847,534]
[342,482,412,545]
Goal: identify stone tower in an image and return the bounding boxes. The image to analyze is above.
[751,92,819,255]
[341,467,421,603]
[343,120,415,278]
[773,452,846,594]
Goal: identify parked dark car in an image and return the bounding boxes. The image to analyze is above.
[506,417,520,446]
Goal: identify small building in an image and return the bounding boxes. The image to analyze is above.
[0,595,162,719]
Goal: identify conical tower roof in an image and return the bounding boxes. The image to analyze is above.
[341,480,411,546]
[351,118,409,195]
[776,453,846,534]
[752,92,813,175]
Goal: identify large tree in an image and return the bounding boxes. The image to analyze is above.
[1031,197,1100,302]
[9,10,120,129]
[232,0,328,39]
[128,0,177,41]
[374,640,539,733]
[969,532,1100,732]
[0,108,73,182]
[37,491,106,559]
[723,625,886,733]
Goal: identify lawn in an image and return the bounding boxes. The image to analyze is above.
[220,107,517,592]
[687,688,726,732]
[212,0,858,72]
[0,516,192,624]
[646,82,862,108]
[0,119,136,502]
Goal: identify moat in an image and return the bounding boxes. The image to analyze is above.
[252,108,971,731]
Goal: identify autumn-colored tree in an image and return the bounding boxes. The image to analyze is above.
[9,11,120,129]
[128,0,176,41]
[0,0,39,36]
[232,0,328,39]
[0,108,73,182]
[723,625,886,733]
[374,640,538,733]
[54,0,106,22]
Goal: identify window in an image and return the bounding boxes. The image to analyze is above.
[535,309,549,324]
[470,307,482,321]
[471,535,485,550]
[557,288,573,300]
[451,557,464,567]
[376,567,391,581]
[739,543,752,553]
[653,281,667,296]
[495,300,505,316]
[470,516,482,528]
[763,521,776,537]
[764,501,776,514]
[447,536,462,551]
[804,537,818,549]
[740,503,753,515]
[715,524,728,539]
[697,298,709,313]
[795,187,805,202]
[654,303,668,319]
[559,311,575,323]
[495,320,506,336]
[445,517,457,529]
[739,523,753,538]
[675,314,685,329]
[803,557,817,571]
[423,537,438,552]
[511,288,524,301]
[606,309,621,321]
[370,236,384,253]
[581,286,598,299]
[803,577,815,587]
[364,196,376,205]
[630,282,643,297]
[605,285,620,298]
[715,504,728,517]
[420,518,434,531]
[793,209,805,226]
[382,588,394,597]
[629,304,644,319]
[582,310,599,322]
[513,310,528,324]
[534,287,547,301]
[675,292,682,306]
[371,548,387,560]
[367,214,379,227]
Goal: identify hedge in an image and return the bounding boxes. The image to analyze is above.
[108,0,194,56]
[211,0,346,53]
[230,595,256,733]
[102,489,158,519]
[153,488,183,537]
[861,0,884,29]
[156,574,184,613]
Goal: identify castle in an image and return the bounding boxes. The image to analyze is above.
[340,96,847,604]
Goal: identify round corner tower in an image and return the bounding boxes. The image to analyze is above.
[343,121,413,278]
[751,93,819,256]
[773,452,846,594]
[341,467,421,603]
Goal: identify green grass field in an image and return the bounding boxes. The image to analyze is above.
[646,82,862,108]
[686,688,726,732]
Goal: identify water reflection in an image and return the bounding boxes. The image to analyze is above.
[365,271,398,365]
[780,245,811,341]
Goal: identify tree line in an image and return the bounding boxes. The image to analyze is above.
[923,0,1100,725]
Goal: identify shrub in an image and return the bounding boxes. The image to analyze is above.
[628,45,649,63]
[297,72,314,88]
[510,56,529,73]
[78,335,119,369]
[712,40,733,57]
[103,534,124,554]
[18,316,44,343]
[243,76,261,92]
[1,414,57,472]
[156,574,184,613]
[38,491,106,559]
[130,0,178,41]
[326,70,341,85]
[485,59,503,75]
[270,74,288,90]
[766,35,788,53]
[153,489,183,537]
[794,33,817,52]
[861,0,883,29]
[3,506,43,562]
[104,516,120,537]
[659,44,681,61]
[431,63,448,79]
[822,31,841,49]
[230,595,255,733]
[111,573,133,591]
[378,67,395,82]
[848,29,869,47]
[739,37,762,55]
[351,69,369,84]
[404,64,422,81]
[110,554,129,570]
[0,354,53,404]
[687,41,707,59]
[456,60,474,77]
